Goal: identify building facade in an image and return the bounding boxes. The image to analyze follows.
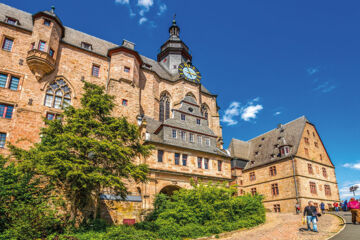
[229,116,340,213]
[0,4,231,224]
[0,3,338,223]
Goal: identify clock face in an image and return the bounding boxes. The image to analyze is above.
[178,63,202,83]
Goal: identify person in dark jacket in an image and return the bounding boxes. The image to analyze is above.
[304,201,318,232]
[320,202,325,214]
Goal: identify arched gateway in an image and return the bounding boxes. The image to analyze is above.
[159,185,181,196]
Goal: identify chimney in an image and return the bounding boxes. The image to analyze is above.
[122,39,135,50]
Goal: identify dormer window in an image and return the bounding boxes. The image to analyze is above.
[81,42,92,50]
[279,145,291,157]
[43,19,51,26]
[5,17,18,25]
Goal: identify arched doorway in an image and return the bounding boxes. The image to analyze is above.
[159,185,181,196]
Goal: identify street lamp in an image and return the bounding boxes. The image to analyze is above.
[350,185,359,196]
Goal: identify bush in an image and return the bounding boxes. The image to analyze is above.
[0,156,63,240]
[140,182,265,240]
[53,183,265,240]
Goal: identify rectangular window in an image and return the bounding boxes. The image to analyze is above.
[0,73,19,90]
[181,114,185,121]
[274,204,281,213]
[197,157,202,168]
[310,182,317,194]
[250,172,256,181]
[0,133,6,148]
[2,38,13,51]
[46,113,55,120]
[172,129,177,138]
[189,133,194,143]
[38,40,46,51]
[314,142,319,148]
[124,67,130,73]
[251,188,257,196]
[308,163,313,174]
[182,154,187,166]
[49,48,54,57]
[270,166,277,176]
[31,42,35,50]
[271,183,279,196]
[0,104,14,119]
[9,76,19,90]
[217,160,222,171]
[322,167,327,178]
[157,150,164,163]
[204,158,209,169]
[174,153,180,165]
[44,19,51,26]
[0,73,6,88]
[304,147,309,156]
[81,42,92,50]
[92,64,100,77]
[304,137,309,144]
[197,135,202,144]
[180,131,186,141]
[122,99,128,106]
[196,119,201,125]
[205,138,210,146]
[324,185,331,196]
[6,17,17,25]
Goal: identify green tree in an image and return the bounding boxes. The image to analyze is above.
[11,81,153,224]
[0,155,61,240]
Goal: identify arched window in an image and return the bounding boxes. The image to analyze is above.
[44,79,71,109]
[159,93,170,122]
[201,104,208,119]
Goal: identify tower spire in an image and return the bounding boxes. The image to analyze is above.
[169,14,180,40]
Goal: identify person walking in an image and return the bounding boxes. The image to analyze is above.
[320,202,325,214]
[304,201,319,232]
[333,202,339,212]
[295,202,300,214]
[347,198,360,224]
[343,200,348,211]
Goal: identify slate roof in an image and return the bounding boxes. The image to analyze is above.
[0,3,213,95]
[228,116,309,170]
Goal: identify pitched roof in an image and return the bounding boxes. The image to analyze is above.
[0,3,213,95]
[228,116,309,170]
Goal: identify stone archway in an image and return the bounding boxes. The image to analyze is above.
[159,185,181,196]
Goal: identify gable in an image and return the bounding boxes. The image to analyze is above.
[296,122,334,167]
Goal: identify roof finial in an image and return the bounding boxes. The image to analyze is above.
[50,5,55,14]
[172,13,176,25]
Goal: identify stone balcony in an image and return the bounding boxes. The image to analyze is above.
[26,49,56,80]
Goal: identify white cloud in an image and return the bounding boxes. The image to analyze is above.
[157,3,167,16]
[274,111,281,116]
[307,67,319,76]
[314,81,336,93]
[343,162,360,170]
[222,102,241,126]
[241,105,263,121]
[221,98,263,126]
[137,0,154,10]
[115,0,130,4]
[115,0,165,26]
[139,17,148,24]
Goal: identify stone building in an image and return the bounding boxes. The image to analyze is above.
[0,3,231,224]
[0,3,338,223]
[229,116,340,213]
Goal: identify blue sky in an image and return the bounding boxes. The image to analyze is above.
[4,0,360,200]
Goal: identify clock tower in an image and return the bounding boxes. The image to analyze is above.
[157,17,192,75]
